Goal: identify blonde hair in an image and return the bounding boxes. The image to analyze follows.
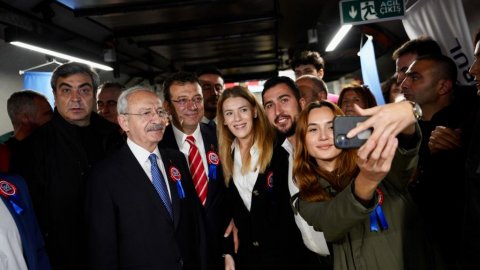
[294,101,358,202]
[217,86,275,186]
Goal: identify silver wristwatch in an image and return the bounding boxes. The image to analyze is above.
[409,101,422,120]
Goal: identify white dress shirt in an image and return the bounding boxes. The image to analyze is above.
[127,138,172,201]
[232,139,260,211]
[282,138,330,256]
[172,124,209,176]
[0,199,28,270]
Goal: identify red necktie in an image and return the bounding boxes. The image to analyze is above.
[185,136,208,206]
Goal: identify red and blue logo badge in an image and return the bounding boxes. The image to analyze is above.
[266,171,274,189]
[169,166,185,199]
[0,179,23,215]
[0,180,16,197]
[207,151,220,165]
[169,166,182,182]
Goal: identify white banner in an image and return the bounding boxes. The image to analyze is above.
[402,0,474,85]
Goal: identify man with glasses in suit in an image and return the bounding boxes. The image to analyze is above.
[161,72,232,270]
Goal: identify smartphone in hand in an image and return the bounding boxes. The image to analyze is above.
[333,116,372,149]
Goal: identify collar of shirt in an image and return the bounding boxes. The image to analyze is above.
[231,138,260,211]
[281,138,294,156]
[127,138,161,179]
[172,124,209,174]
[172,124,202,149]
[282,138,299,195]
[230,138,259,156]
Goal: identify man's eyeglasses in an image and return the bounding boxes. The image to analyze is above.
[170,96,203,107]
[122,109,169,120]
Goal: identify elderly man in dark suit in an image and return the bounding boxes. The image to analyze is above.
[87,87,206,270]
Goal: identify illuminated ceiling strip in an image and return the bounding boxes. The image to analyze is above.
[10,41,113,71]
[325,24,353,52]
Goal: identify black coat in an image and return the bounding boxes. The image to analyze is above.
[227,144,318,270]
[87,144,206,270]
[11,110,123,270]
[158,124,230,270]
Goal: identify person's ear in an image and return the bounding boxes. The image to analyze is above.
[163,100,172,113]
[319,91,328,101]
[118,114,129,132]
[437,79,453,96]
[20,113,32,124]
[318,68,324,79]
[299,97,306,110]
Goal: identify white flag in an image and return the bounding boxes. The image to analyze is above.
[402,0,474,85]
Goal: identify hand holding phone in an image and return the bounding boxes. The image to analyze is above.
[334,116,372,149]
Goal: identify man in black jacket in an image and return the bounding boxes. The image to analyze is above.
[161,72,230,270]
[12,62,123,270]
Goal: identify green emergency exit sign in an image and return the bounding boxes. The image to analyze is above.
[340,0,405,25]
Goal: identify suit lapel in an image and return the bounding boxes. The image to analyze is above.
[121,145,174,224]
[200,124,221,208]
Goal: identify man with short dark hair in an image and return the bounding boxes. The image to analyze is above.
[3,90,53,154]
[96,82,125,124]
[12,62,123,270]
[262,76,332,269]
[197,66,224,126]
[290,50,339,103]
[402,54,467,269]
[161,72,229,270]
[290,51,325,79]
[392,36,442,84]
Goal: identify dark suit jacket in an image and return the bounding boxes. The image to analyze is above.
[159,124,229,270]
[0,173,51,270]
[87,144,206,270]
[11,110,123,270]
[227,145,319,270]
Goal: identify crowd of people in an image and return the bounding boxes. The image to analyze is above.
[0,28,480,270]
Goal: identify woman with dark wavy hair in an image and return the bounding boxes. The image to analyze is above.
[338,84,377,116]
[293,101,444,270]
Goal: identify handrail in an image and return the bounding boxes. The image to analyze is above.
[19,59,63,75]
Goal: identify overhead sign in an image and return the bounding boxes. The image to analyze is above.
[340,0,405,25]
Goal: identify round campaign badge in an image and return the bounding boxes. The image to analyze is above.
[0,180,16,197]
[207,151,220,165]
[376,188,384,205]
[169,166,182,181]
[266,171,274,189]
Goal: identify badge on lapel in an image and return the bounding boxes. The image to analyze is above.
[370,188,388,232]
[207,144,220,181]
[0,179,24,215]
[266,171,274,191]
[169,165,185,199]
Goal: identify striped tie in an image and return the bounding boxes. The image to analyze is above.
[149,154,173,219]
[185,136,208,206]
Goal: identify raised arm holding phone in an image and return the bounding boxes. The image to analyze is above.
[293,100,444,270]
